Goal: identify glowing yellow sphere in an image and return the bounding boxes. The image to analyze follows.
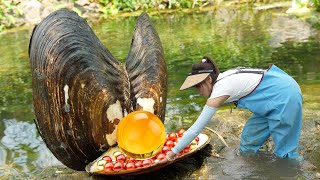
[117,111,166,159]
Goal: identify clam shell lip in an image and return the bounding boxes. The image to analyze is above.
[105,100,123,146]
[136,97,155,113]
[29,9,167,170]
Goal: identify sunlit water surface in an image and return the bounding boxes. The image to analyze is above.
[0,6,320,179]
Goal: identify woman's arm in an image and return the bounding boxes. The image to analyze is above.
[165,95,230,161]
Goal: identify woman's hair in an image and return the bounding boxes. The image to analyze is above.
[191,56,220,83]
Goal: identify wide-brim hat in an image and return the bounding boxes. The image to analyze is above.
[179,73,210,90]
[180,56,220,90]
[179,69,214,90]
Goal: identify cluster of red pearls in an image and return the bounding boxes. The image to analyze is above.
[95,128,199,172]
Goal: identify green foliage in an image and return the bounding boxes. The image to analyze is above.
[98,0,150,15]
[0,0,23,32]
[310,0,320,11]
[96,0,211,16]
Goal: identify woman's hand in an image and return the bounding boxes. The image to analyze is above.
[157,151,176,164]
[166,151,176,161]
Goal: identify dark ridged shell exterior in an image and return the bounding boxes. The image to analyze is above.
[126,13,167,120]
[29,9,167,170]
[29,10,132,170]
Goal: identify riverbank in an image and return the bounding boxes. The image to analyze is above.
[1,0,311,34]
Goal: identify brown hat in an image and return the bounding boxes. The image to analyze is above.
[180,56,220,90]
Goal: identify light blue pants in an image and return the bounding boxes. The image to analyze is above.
[237,65,302,159]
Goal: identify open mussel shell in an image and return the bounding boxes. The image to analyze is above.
[29,9,167,170]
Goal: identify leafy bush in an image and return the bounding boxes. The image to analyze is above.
[96,0,211,15]
[310,0,320,11]
[0,0,23,32]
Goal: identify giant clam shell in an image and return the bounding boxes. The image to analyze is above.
[29,9,167,170]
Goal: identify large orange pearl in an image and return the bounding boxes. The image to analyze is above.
[117,111,166,159]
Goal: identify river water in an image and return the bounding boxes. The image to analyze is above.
[0,5,319,179]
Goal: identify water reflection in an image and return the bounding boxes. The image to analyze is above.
[268,16,316,47]
[0,119,61,176]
